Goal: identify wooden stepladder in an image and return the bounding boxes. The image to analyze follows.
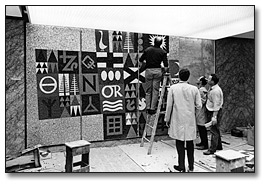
[140,73,170,155]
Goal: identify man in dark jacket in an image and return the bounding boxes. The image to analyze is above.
[139,37,168,115]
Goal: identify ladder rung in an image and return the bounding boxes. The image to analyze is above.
[159,111,166,114]
[143,137,150,142]
[146,124,153,129]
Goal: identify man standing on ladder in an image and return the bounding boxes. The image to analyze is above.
[139,37,168,115]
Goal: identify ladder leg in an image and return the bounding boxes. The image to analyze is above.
[147,115,158,155]
[140,114,150,147]
[140,124,148,147]
[147,75,168,155]
[140,74,169,155]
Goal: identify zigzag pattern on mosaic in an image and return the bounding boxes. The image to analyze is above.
[112,30,123,53]
[70,104,81,117]
[36,62,48,74]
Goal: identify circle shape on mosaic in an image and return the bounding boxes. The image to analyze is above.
[115,71,121,80]
[39,76,57,94]
[108,70,114,81]
[101,70,107,81]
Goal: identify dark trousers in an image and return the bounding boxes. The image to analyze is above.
[197,125,209,148]
[206,109,223,152]
[175,140,194,171]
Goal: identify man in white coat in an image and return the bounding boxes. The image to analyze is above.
[165,68,202,172]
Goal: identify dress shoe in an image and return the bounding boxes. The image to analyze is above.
[173,165,185,172]
[196,146,208,150]
[217,147,223,150]
[203,150,215,155]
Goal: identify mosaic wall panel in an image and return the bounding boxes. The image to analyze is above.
[26,24,81,147]
[26,23,215,146]
[215,37,255,132]
[6,19,25,156]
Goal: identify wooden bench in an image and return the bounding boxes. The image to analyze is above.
[65,140,90,172]
[215,150,246,172]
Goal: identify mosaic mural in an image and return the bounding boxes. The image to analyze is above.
[25,22,215,147]
[34,30,170,140]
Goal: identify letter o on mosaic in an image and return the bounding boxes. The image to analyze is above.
[101,70,107,81]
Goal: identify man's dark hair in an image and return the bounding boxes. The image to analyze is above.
[179,68,190,81]
[200,76,208,86]
[154,37,163,47]
[210,74,219,84]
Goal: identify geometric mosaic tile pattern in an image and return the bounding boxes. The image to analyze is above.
[35,30,170,140]
[34,28,215,141]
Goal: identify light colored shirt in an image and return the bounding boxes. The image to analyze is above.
[206,84,223,112]
[165,81,202,141]
[196,86,208,126]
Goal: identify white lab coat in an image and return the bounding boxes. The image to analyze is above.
[165,81,202,141]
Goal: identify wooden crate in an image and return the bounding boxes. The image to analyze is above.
[65,140,90,173]
[215,150,246,172]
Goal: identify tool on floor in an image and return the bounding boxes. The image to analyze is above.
[140,73,170,155]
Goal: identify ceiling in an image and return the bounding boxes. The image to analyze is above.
[6,6,254,40]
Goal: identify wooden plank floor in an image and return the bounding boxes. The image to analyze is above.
[18,133,254,173]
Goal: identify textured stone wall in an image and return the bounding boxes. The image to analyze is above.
[215,37,255,132]
[6,19,25,156]
[168,36,214,85]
